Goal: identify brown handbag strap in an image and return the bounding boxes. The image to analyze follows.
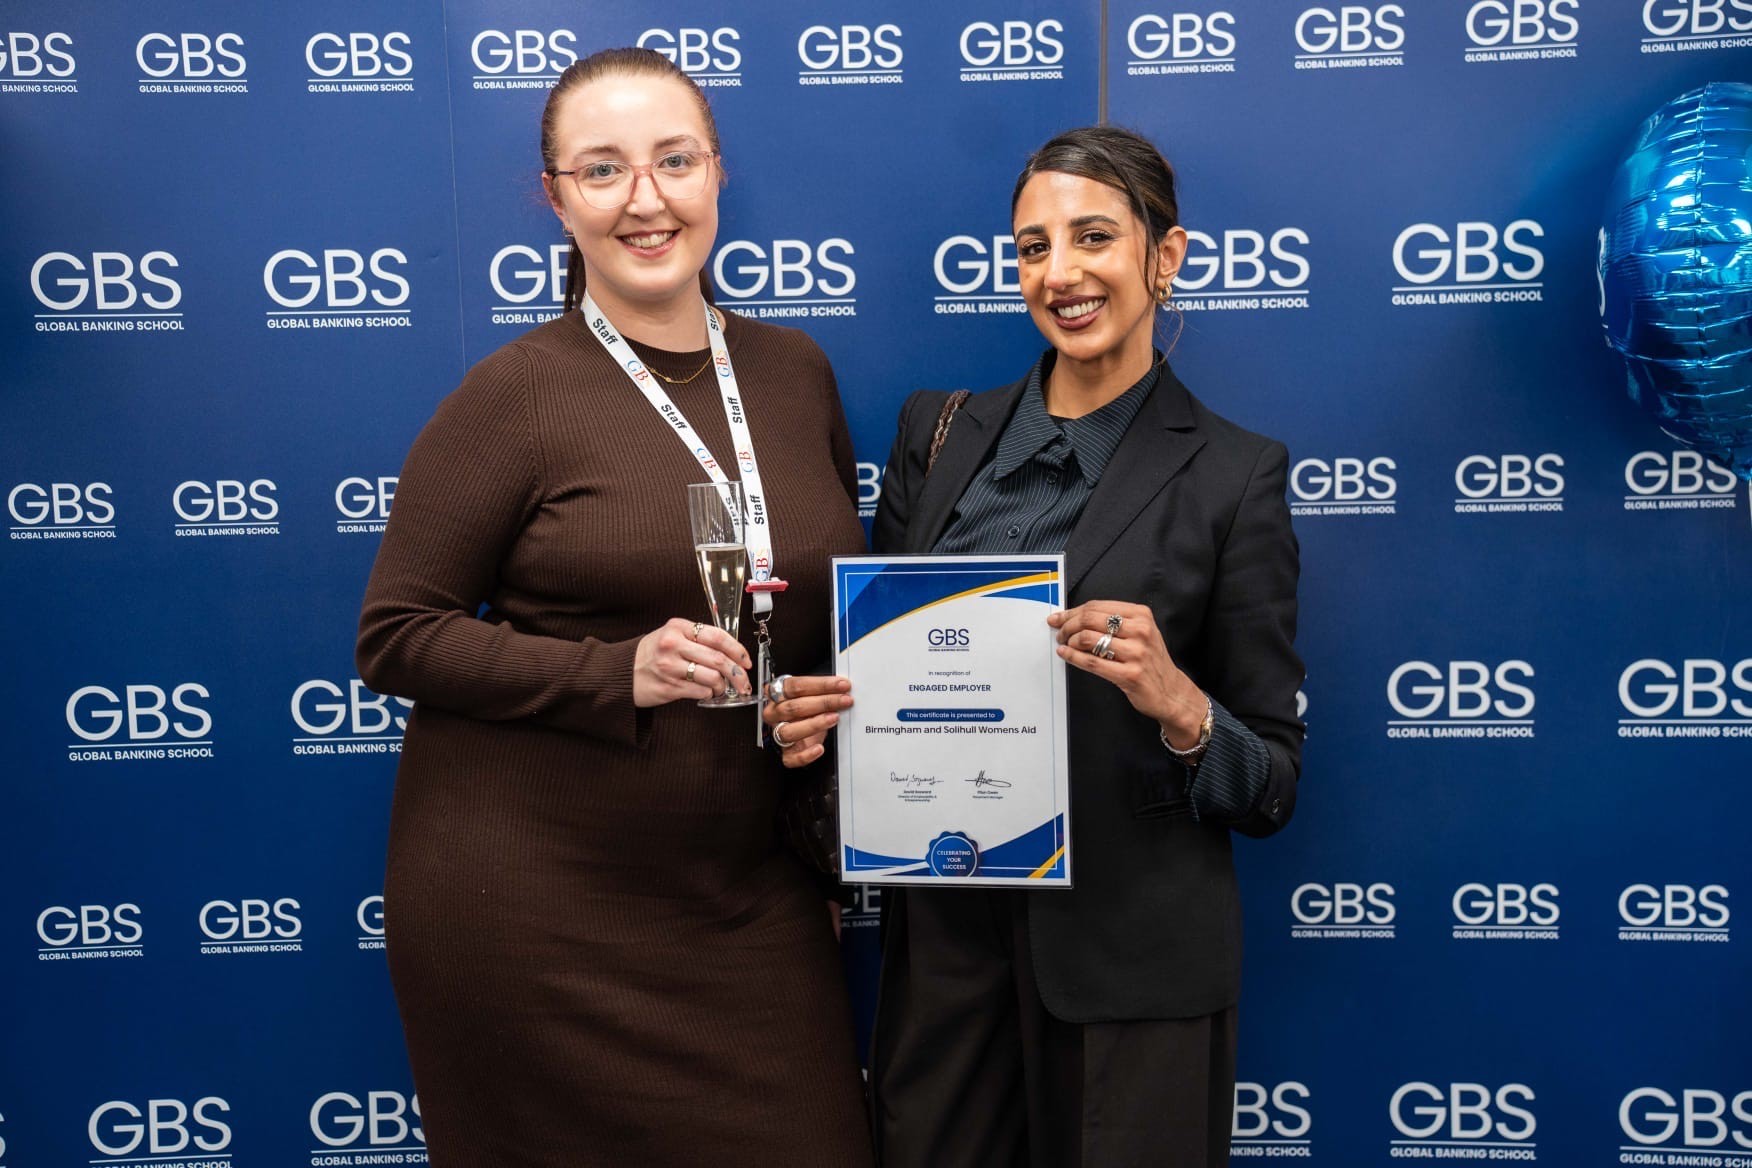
[926,390,972,476]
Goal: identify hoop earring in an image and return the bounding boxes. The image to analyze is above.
[1155,284,1172,307]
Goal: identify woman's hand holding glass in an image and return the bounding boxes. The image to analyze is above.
[761,675,854,767]
[633,618,753,708]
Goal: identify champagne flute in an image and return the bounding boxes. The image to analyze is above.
[687,482,757,708]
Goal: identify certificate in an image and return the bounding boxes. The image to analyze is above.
[831,554,1071,887]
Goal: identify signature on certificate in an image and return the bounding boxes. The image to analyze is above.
[890,771,940,787]
[966,770,1012,790]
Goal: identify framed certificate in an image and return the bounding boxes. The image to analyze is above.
[831,554,1071,887]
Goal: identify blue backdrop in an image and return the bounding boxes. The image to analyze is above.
[4,3,1750,1165]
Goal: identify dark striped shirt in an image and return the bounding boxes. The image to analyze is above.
[934,351,1156,556]
[932,349,1269,822]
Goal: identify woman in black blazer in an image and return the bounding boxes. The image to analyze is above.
[766,126,1304,1168]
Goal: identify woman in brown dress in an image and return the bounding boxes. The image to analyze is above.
[356,48,872,1167]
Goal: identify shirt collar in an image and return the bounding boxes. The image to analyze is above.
[990,351,1160,486]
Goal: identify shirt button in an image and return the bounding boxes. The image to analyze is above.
[1046,473,1060,485]
[1270,798,1283,815]
[1007,525,1020,539]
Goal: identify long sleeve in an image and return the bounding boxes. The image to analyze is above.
[356,345,647,748]
[1184,439,1303,836]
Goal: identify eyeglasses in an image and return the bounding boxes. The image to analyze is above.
[549,150,717,210]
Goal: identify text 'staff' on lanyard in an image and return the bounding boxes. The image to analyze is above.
[579,293,787,745]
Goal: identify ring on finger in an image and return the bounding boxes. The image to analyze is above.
[772,721,796,749]
[1091,632,1115,660]
[1106,614,1123,636]
[768,673,792,703]
[690,621,703,640]
[685,661,697,683]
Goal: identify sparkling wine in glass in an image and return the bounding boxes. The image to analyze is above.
[687,482,756,708]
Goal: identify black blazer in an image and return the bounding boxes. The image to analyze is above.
[872,365,1303,1022]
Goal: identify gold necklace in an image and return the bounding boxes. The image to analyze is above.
[649,355,714,385]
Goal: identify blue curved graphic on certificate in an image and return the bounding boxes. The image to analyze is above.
[835,558,1061,652]
[983,582,1058,606]
[843,814,1066,880]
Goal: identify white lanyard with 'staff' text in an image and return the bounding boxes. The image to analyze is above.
[580,291,786,742]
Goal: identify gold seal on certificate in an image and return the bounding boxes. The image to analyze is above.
[831,554,1072,887]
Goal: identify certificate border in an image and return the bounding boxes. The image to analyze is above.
[832,553,1071,887]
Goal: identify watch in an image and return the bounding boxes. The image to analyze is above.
[1161,692,1214,766]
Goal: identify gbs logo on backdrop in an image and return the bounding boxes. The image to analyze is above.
[1174,229,1310,311]
[488,243,568,327]
[198,898,302,955]
[856,462,883,520]
[336,476,397,534]
[1290,881,1396,939]
[1620,1088,1752,1151]
[172,478,279,537]
[470,29,576,88]
[36,904,144,962]
[89,1098,231,1163]
[713,239,857,319]
[796,24,904,85]
[305,32,414,93]
[1389,1083,1537,1155]
[842,884,884,931]
[932,235,1024,315]
[1232,1082,1312,1155]
[1623,450,1742,512]
[263,248,411,330]
[1451,882,1560,940]
[311,1092,425,1157]
[29,251,184,334]
[1453,454,1564,514]
[0,30,77,91]
[66,684,215,763]
[357,894,387,951]
[1288,456,1396,518]
[8,482,115,540]
[292,679,412,757]
[1387,661,1536,740]
[957,20,1066,82]
[1391,221,1544,304]
[135,32,247,92]
[1293,6,1405,69]
[1642,0,1752,52]
[1125,12,1238,75]
[637,27,741,85]
[1618,658,1752,740]
[1463,0,1579,60]
[1617,883,1730,943]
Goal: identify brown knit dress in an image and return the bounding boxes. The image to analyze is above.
[356,308,873,1167]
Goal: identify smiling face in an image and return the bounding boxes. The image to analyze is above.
[542,72,720,319]
[1011,170,1186,375]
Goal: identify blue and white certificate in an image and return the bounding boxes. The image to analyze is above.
[832,554,1071,887]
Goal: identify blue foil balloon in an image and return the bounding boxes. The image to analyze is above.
[1599,82,1752,482]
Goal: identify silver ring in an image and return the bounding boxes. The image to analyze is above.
[690,621,703,640]
[772,721,796,749]
[685,661,697,683]
[1106,614,1123,636]
[768,673,792,703]
[1091,632,1115,660]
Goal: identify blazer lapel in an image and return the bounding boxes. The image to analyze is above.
[905,378,1025,552]
[1064,367,1204,596]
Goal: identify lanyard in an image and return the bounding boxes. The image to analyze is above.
[578,290,784,616]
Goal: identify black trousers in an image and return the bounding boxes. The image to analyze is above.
[871,888,1236,1168]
